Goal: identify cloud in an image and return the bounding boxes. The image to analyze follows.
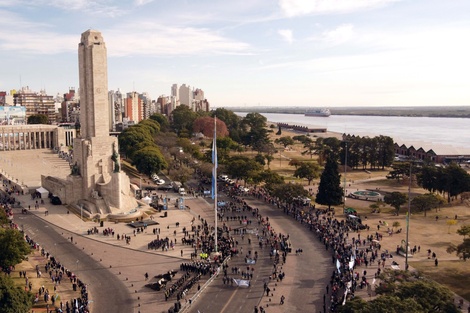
[0,11,76,54]
[320,24,354,44]
[278,29,294,43]
[0,8,252,56]
[11,0,126,17]
[279,0,399,17]
[102,22,254,57]
[134,0,154,6]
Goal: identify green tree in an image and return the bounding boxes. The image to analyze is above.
[118,126,154,159]
[254,154,265,166]
[241,112,269,152]
[216,137,238,163]
[0,209,8,225]
[410,193,440,217]
[340,296,423,313]
[384,192,407,216]
[416,165,440,192]
[293,135,313,145]
[27,114,48,124]
[258,170,284,189]
[457,225,470,239]
[274,136,294,149]
[395,280,458,312]
[149,113,170,131]
[132,146,167,177]
[377,135,395,170]
[448,225,470,260]
[211,108,242,141]
[171,105,197,135]
[441,163,470,202]
[270,182,308,204]
[392,221,401,232]
[387,162,412,182]
[0,229,31,269]
[418,163,470,203]
[264,154,274,169]
[0,275,34,313]
[225,156,263,183]
[136,119,161,136]
[294,162,321,185]
[341,270,459,313]
[288,159,302,169]
[315,155,343,209]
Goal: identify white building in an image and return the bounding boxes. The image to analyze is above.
[178,84,192,108]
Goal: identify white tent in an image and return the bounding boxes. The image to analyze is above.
[142,196,152,204]
[36,187,49,198]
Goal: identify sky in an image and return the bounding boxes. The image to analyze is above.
[1,0,469,108]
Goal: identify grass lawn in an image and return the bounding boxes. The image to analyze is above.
[12,248,79,312]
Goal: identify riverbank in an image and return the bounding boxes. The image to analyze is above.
[231,106,470,118]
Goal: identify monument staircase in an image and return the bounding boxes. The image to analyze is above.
[95,197,112,214]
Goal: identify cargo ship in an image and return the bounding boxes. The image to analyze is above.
[305,108,331,117]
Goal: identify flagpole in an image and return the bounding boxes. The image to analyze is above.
[213,116,218,253]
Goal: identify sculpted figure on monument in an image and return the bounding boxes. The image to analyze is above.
[71,162,80,175]
[111,142,120,172]
[87,142,92,157]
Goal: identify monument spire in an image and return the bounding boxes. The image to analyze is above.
[78,29,109,139]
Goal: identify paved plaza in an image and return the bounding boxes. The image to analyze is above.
[4,149,470,312]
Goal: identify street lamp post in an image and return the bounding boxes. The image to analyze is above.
[405,160,412,271]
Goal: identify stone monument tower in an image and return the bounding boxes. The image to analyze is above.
[43,30,137,215]
[73,29,136,214]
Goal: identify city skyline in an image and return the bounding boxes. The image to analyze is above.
[1,0,469,107]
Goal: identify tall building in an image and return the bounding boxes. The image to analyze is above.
[125,91,142,123]
[60,88,79,123]
[139,92,152,120]
[178,84,192,107]
[13,87,56,123]
[108,89,124,131]
[171,84,179,100]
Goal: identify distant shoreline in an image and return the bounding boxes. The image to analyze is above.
[230,106,470,119]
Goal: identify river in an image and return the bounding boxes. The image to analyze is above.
[236,112,470,152]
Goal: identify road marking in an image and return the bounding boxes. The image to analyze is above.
[219,287,239,313]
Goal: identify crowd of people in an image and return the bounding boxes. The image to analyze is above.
[245,185,395,311]
[24,234,91,313]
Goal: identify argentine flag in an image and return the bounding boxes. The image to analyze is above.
[211,117,218,199]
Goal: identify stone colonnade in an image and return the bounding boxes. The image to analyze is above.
[0,125,59,151]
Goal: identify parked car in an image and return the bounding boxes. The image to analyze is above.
[158,184,173,191]
[154,179,165,185]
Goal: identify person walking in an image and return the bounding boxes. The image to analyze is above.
[280,295,285,305]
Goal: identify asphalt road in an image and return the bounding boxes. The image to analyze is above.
[15,212,134,313]
[187,194,334,313]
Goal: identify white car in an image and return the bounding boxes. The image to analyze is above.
[154,179,165,185]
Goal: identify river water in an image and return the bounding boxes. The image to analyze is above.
[236,112,470,152]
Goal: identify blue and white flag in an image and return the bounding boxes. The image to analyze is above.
[233,279,250,287]
[211,118,218,199]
